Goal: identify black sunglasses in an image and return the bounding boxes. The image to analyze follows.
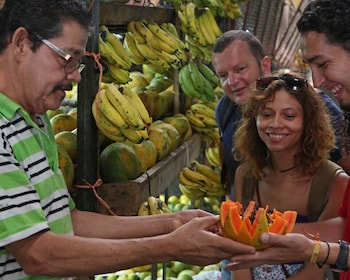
[256,75,308,92]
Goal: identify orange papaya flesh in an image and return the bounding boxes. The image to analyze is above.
[220,200,297,250]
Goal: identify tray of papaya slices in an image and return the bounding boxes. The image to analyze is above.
[220,200,297,250]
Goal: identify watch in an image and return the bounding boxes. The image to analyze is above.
[330,240,349,272]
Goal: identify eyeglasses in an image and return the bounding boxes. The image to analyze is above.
[256,75,308,92]
[37,35,85,74]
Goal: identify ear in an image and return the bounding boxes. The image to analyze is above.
[261,56,272,76]
[11,27,32,58]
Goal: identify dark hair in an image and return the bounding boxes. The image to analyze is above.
[297,0,350,52]
[233,71,335,179]
[212,30,266,64]
[0,0,91,53]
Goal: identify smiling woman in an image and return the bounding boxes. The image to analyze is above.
[231,71,350,280]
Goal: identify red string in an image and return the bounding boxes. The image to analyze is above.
[75,178,117,216]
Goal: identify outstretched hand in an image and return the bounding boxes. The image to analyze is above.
[168,215,256,266]
[225,233,313,270]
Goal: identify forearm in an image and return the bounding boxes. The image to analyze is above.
[293,217,345,242]
[9,231,176,277]
[71,209,176,239]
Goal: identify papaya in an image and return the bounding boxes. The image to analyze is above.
[148,127,172,161]
[163,115,191,144]
[220,200,297,250]
[123,140,147,173]
[50,113,77,135]
[141,139,157,169]
[149,120,180,151]
[99,142,141,183]
[54,130,78,162]
[57,144,75,191]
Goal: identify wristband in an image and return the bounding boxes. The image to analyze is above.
[317,241,330,268]
[330,240,349,272]
[310,239,321,263]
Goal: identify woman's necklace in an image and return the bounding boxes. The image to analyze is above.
[279,165,297,173]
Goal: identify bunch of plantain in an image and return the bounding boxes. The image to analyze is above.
[205,140,221,168]
[137,196,172,216]
[178,160,225,200]
[177,4,222,61]
[92,83,152,144]
[185,102,220,141]
[124,20,188,74]
[179,61,221,102]
[99,25,132,85]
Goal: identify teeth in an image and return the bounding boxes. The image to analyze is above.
[268,134,285,140]
[331,84,342,94]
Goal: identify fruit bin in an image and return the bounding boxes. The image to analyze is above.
[96,133,201,216]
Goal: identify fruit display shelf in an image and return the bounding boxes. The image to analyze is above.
[96,133,202,216]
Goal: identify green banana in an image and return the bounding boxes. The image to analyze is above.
[105,83,145,130]
[179,65,201,99]
[188,61,206,94]
[197,62,221,88]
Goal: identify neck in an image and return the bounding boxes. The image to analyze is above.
[279,165,297,173]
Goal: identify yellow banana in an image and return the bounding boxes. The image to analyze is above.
[179,183,206,200]
[99,35,119,65]
[138,201,150,216]
[197,13,216,45]
[105,83,145,130]
[186,109,206,128]
[193,112,217,128]
[160,22,188,51]
[182,166,213,188]
[95,89,129,129]
[127,21,146,44]
[202,8,223,38]
[100,25,132,69]
[205,146,221,167]
[120,127,144,144]
[134,41,159,61]
[147,21,178,54]
[191,160,221,184]
[185,3,197,37]
[148,196,162,215]
[191,103,216,119]
[177,5,189,35]
[156,198,172,213]
[178,170,202,187]
[133,20,160,50]
[123,32,148,65]
[91,98,125,142]
[108,63,132,85]
[120,86,151,125]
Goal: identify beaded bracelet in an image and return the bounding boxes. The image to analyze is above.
[317,241,330,268]
[310,239,321,263]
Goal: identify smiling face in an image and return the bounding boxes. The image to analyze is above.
[256,89,303,155]
[15,20,88,116]
[301,31,350,111]
[212,40,270,105]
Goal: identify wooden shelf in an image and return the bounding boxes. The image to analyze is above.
[99,3,176,27]
[95,133,202,216]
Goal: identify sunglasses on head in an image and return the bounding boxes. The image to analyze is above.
[256,75,308,92]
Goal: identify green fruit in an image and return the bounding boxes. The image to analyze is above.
[171,261,191,274]
[106,273,117,280]
[138,271,151,280]
[177,269,195,279]
[177,275,193,280]
[168,195,179,205]
[99,142,141,183]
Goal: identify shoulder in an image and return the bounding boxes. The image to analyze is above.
[318,91,342,115]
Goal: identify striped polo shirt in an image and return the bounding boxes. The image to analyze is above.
[0,93,75,280]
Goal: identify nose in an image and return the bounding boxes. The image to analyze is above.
[311,68,324,89]
[67,70,82,83]
[269,115,282,128]
[227,71,238,86]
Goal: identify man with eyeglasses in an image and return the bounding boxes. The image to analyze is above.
[211,29,350,280]
[0,1,255,279]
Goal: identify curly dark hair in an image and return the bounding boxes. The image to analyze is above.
[0,0,91,53]
[297,0,350,52]
[233,71,335,179]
